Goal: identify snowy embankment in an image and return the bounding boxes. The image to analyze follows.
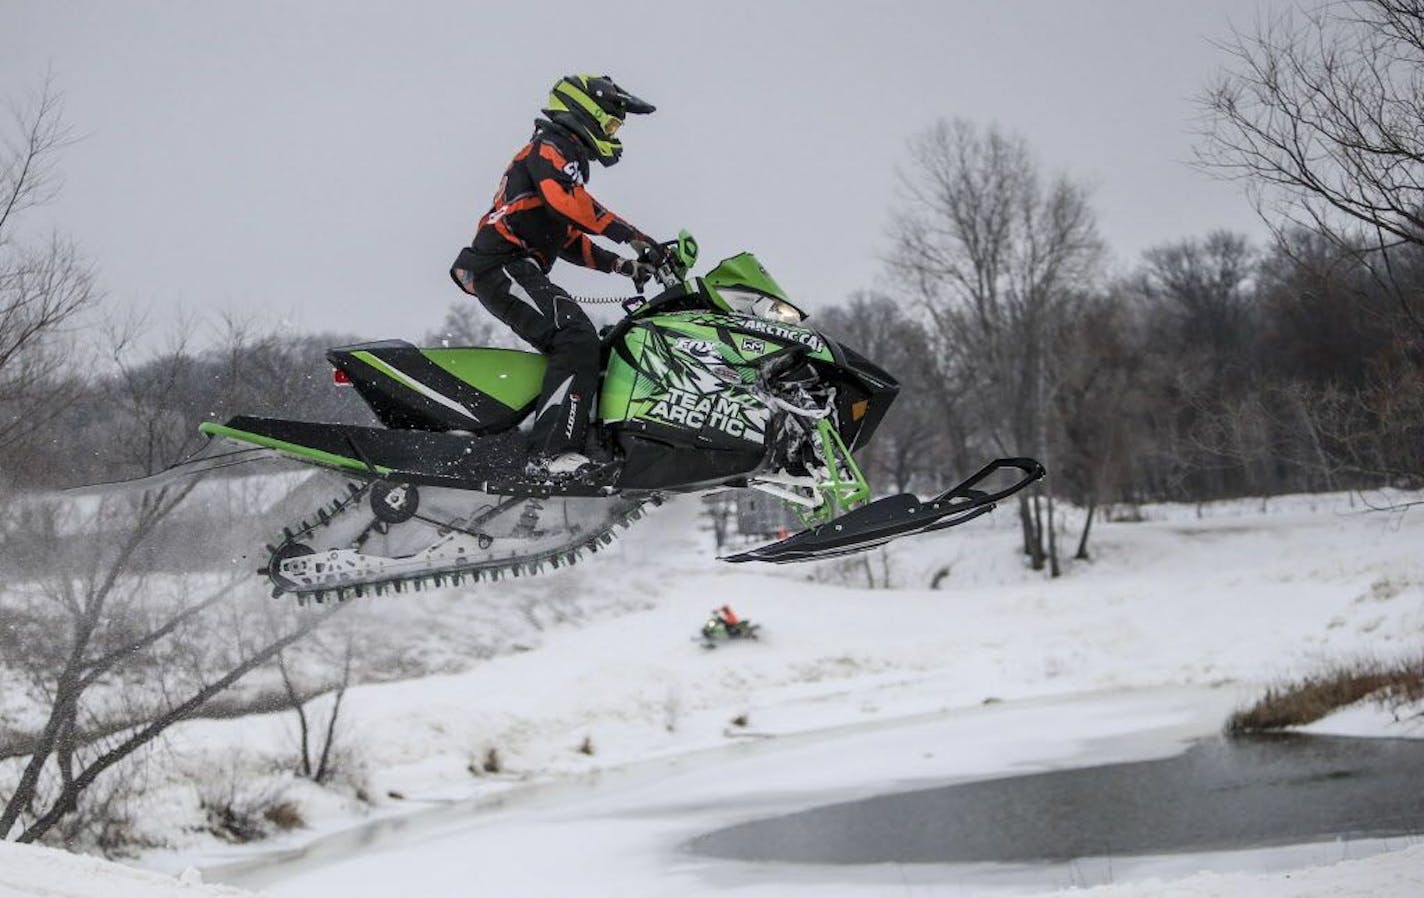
[1063,842,1424,898]
[4,489,1423,896]
[0,840,240,898]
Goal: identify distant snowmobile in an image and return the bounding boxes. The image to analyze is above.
[699,606,760,648]
[188,232,1043,602]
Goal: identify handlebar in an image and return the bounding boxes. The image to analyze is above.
[635,229,698,291]
[621,229,699,314]
[634,240,683,290]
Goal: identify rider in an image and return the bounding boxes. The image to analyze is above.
[450,74,665,478]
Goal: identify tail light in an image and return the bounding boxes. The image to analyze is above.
[332,367,352,386]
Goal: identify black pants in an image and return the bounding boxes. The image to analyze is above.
[456,258,599,456]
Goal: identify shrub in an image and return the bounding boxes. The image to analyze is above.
[196,760,282,844]
[482,747,502,774]
[1228,656,1424,734]
[263,801,305,831]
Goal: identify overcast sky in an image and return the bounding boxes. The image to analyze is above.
[4,0,1287,351]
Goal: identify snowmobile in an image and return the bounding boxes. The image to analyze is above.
[699,610,761,649]
[193,231,1044,602]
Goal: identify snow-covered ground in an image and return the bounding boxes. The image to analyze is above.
[3,488,1423,897]
[0,841,245,898]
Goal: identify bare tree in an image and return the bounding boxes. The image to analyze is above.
[0,482,345,845]
[1051,289,1145,560]
[276,625,356,785]
[0,76,71,243]
[887,119,1103,571]
[1139,231,1257,367]
[0,323,348,847]
[424,299,520,348]
[817,292,942,492]
[1199,0,1424,336]
[0,79,96,468]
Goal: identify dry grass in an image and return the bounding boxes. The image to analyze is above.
[1227,655,1424,734]
[263,800,305,831]
[482,747,502,774]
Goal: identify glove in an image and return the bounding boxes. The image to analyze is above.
[614,255,656,292]
[629,237,668,267]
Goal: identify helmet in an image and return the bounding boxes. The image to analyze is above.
[543,74,655,167]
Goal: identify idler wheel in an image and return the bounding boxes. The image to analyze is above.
[267,542,315,595]
[369,481,419,524]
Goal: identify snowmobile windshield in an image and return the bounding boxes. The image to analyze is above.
[703,253,806,323]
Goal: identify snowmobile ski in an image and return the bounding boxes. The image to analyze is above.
[723,458,1046,564]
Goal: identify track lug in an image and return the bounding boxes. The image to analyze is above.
[262,480,647,602]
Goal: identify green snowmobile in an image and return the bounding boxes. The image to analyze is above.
[195,232,1043,600]
[699,609,761,648]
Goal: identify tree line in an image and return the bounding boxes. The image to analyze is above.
[824,1,1424,571]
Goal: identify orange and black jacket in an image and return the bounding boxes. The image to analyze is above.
[461,121,648,275]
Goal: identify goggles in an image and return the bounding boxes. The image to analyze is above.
[602,115,624,137]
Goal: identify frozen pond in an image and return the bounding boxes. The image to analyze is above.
[200,688,1424,897]
[687,733,1424,864]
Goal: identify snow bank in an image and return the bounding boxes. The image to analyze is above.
[1055,841,1424,897]
[0,841,251,898]
[1300,698,1424,739]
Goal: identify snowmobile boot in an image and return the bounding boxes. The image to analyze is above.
[526,451,594,480]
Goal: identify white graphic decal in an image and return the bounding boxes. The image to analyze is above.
[648,388,769,441]
[539,375,573,417]
[673,338,716,356]
[504,272,544,316]
[737,320,824,353]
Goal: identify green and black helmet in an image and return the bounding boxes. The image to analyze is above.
[543,74,655,167]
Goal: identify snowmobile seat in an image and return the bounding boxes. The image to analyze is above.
[328,340,546,434]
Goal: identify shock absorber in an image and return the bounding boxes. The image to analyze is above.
[513,498,544,537]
